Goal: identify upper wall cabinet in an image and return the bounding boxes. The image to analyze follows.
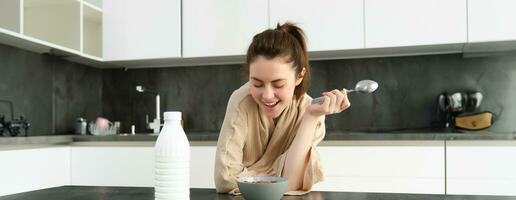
[0,0,21,33]
[463,0,516,53]
[270,0,364,52]
[0,0,107,67]
[83,3,102,58]
[182,0,268,58]
[468,0,516,42]
[24,0,81,51]
[103,0,181,61]
[83,0,102,9]
[365,0,467,48]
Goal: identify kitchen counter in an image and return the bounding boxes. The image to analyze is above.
[1,186,515,200]
[1,131,515,147]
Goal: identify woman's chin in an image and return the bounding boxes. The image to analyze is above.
[261,106,282,119]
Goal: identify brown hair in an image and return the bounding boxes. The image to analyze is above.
[245,22,311,99]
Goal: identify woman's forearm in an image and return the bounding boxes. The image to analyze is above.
[283,113,320,190]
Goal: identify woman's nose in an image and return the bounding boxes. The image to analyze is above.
[262,86,275,99]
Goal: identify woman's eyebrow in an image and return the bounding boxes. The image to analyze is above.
[250,77,286,83]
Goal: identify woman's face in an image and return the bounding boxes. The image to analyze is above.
[249,56,303,119]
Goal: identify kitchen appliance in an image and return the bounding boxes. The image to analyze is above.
[437,91,491,130]
[1,99,30,137]
[438,92,483,113]
[454,111,493,130]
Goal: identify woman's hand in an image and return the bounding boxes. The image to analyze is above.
[229,188,241,195]
[307,89,350,117]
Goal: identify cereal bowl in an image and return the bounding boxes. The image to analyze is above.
[236,176,288,200]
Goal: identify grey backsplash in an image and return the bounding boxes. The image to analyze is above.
[103,52,516,134]
[2,40,516,135]
[0,43,102,136]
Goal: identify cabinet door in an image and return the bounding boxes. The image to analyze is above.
[0,0,21,33]
[0,147,71,196]
[270,0,364,52]
[71,146,216,188]
[24,0,81,51]
[447,141,516,196]
[103,0,181,61]
[182,0,268,57]
[313,141,445,194]
[71,146,155,187]
[468,0,516,42]
[365,0,466,48]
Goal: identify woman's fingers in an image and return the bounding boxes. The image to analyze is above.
[308,89,350,116]
[339,89,351,112]
[331,89,344,113]
[323,91,337,113]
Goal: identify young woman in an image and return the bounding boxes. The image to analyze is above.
[214,22,350,195]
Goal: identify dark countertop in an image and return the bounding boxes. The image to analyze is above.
[1,131,515,147]
[1,186,515,200]
[73,131,516,141]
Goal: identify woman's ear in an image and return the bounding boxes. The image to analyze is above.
[295,67,306,86]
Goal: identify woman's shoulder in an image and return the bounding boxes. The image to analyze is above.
[227,82,256,111]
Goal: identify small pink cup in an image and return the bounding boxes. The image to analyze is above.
[95,117,112,129]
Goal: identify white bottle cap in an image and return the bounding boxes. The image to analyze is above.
[164,111,182,120]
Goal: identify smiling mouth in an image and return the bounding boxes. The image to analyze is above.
[263,101,279,108]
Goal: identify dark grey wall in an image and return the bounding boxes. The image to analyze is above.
[315,53,516,133]
[0,43,102,136]
[102,65,245,133]
[3,40,515,135]
[102,52,516,134]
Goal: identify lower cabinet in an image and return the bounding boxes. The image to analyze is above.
[70,146,154,187]
[0,146,71,196]
[70,142,445,194]
[70,145,217,188]
[4,140,516,196]
[314,141,445,194]
[446,140,516,196]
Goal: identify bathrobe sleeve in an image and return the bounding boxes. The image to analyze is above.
[214,91,249,193]
[272,115,326,195]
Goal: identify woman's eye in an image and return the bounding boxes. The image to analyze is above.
[253,84,263,88]
[274,84,285,88]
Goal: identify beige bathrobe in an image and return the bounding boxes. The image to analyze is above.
[214,82,325,195]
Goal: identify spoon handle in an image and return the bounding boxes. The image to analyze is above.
[311,88,353,104]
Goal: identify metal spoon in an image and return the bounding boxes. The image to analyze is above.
[311,80,379,104]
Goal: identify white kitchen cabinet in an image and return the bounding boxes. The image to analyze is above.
[463,0,516,53]
[467,0,516,43]
[190,146,217,188]
[70,145,216,188]
[0,0,108,67]
[365,0,467,48]
[0,146,71,196]
[269,0,364,52]
[83,0,102,9]
[182,0,268,57]
[82,3,102,58]
[0,0,21,33]
[24,0,81,51]
[103,0,181,61]
[446,140,516,196]
[69,141,444,194]
[314,141,445,194]
[71,146,155,187]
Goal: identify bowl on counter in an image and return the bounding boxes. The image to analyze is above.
[88,123,117,136]
[237,176,288,200]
